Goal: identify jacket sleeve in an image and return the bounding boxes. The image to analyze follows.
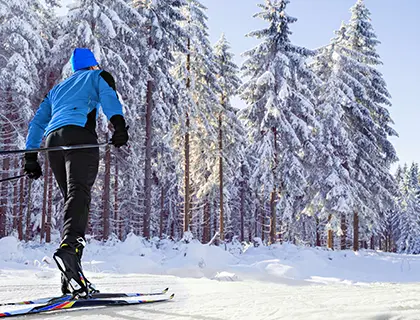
[98,71,123,120]
[25,95,52,149]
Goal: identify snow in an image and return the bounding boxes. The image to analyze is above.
[212,271,240,282]
[2,236,420,318]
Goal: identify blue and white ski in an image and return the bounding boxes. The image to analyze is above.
[0,287,169,306]
[0,293,174,318]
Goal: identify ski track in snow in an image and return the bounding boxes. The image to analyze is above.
[1,273,420,320]
[2,237,420,319]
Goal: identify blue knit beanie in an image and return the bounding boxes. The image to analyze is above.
[70,48,99,72]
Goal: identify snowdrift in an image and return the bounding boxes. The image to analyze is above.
[1,235,419,285]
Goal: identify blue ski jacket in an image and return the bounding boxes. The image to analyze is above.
[26,69,123,149]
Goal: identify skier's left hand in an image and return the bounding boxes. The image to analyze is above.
[24,153,42,179]
[110,115,129,148]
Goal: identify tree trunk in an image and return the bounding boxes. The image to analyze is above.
[254,198,259,240]
[269,191,276,244]
[327,230,333,249]
[143,69,153,239]
[0,113,12,237]
[12,158,19,232]
[159,186,164,238]
[327,214,333,250]
[213,200,217,239]
[270,127,278,245]
[370,235,374,250]
[114,156,120,239]
[278,220,283,244]
[316,217,321,247]
[353,211,359,251]
[340,214,347,250]
[218,112,224,241]
[203,198,210,243]
[260,205,265,243]
[0,155,10,238]
[41,159,49,242]
[240,164,245,242]
[0,93,16,237]
[102,144,111,240]
[46,167,53,243]
[25,180,32,241]
[137,192,142,236]
[18,176,24,240]
[388,236,392,252]
[362,240,368,250]
[184,38,191,234]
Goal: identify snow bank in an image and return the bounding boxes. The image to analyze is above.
[212,271,240,281]
[2,235,420,285]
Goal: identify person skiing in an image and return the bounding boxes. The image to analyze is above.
[24,48,129,298]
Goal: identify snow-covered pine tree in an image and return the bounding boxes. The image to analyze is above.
[390,165,406,251]
[310,23,358,249]
[339,0,398,249]
[35,1,64,243]
[172,0,221,238]
[239,0,319,244]
[213,33,242,241]
[394,164,420,253]
[59,0,145,239]
[0,0,49,238]
[132,0,187,239]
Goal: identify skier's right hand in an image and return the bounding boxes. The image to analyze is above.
[24,153,42,179]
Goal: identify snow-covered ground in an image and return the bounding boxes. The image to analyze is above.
[1,235,420,319]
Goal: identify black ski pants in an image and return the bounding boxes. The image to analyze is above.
[45,125,99,241]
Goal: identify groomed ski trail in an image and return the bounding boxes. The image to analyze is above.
[1,273,419,319]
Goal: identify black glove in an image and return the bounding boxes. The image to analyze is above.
[24,153,42,180]
[110,115,129,148]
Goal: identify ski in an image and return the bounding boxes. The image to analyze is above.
[0,287,169,306]
[0,294,174,318]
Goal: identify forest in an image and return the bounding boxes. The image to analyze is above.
[0,0,415,253]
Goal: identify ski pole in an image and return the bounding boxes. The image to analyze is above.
[0,142,109,156]
[0,174,26,183]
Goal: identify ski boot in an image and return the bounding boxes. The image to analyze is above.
[61,274,99,295]
[53,236,93,298]
[58,237,99,296]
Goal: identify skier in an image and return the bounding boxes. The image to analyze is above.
[23,48,129,298]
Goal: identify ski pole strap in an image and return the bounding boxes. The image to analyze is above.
[0,142,109,156]
[0,174,26,183]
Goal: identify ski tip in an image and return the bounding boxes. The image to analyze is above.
[169,293,175,300]
[162,288,169,294]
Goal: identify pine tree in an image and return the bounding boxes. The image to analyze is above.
[340,0,398,249]
[239,0,319,244]
[172,0,221,237]
[311,1,398,251]
[132,0,187,238]
[395,164,420,253]
[310,23,358,249]
[0,0,49,238]
[213,33,242,241]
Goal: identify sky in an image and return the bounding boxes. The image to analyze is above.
[58,0,419,169]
